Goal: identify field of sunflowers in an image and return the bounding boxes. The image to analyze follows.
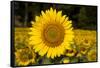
[14,28,97,66]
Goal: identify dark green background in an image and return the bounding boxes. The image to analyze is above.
[13,1,97,30]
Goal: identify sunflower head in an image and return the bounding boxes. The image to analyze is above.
[15,48,36,66]
[87,49,97,61]
[65,49,77,57]
[29,7,74,59]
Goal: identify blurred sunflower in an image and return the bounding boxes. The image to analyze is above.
[87,49,97,61]
[29,8,74,59]
[15,28,30,50]
[62,58,70,63]
[15,48,36,66]
[65,49,77,57]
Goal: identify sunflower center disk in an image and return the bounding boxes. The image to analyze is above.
[20,50,33,62]
[43,24,65,47]
[46,26,59,43]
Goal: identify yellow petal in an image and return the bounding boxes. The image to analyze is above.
[64,34,74,42]
[56,46,63,57]
[51,47,56,59]
[60,15,66,24]
[39,45,49,56]
[56,11,62,23]
[34,42,44,52]
[35,16,40,22]
[41,11,45,17]
[47,47,53,58]
[65,29,74,34]
[54,47,57,58]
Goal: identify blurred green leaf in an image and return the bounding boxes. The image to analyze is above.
[70,57,78,63]
[79,56,88,62]
[42,57,52,64]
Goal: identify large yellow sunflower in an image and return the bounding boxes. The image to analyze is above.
[29,8,74,59]
[15,48,36,66]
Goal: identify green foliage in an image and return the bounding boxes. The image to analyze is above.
[14,2,97,30]
[77,7,97,29]
[70,57,79,63]
[78,7,88,26]
[42,57,52,64]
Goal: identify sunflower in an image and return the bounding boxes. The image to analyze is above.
[15,28,30,50]
[29,8,74,59]
[15,48,36,66]
[87,48,97,62]
[65,49,77,57]
[62,58,70,63]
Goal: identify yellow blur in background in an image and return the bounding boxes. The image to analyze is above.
[14,28,97,66]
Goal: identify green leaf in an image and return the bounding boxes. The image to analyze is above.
[70,57,78,63]
[42,57,52,64]
[79,56,88,62]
